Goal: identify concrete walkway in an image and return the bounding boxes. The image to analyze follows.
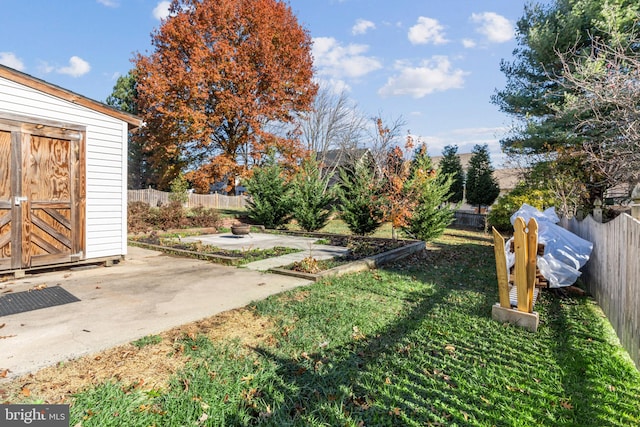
[180,232,351,271]
[0,245,312,380]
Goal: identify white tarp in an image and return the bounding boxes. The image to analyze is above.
[505,204,593,288]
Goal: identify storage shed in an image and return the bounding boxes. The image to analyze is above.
[0,64,142,275]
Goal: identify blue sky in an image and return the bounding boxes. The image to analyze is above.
[0,0,532,166]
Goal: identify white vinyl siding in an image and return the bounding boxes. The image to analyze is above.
[0,76,128,259]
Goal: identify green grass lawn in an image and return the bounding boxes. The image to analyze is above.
[69,228,640,426]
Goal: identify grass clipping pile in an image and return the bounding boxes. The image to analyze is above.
[0,308,274,404]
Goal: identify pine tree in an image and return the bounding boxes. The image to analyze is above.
[290,156,335,232]
[403,144,455,241]
[438,145,465,203]
[465,144,500,212]
[244,159,292,229]
[337,158,385,236]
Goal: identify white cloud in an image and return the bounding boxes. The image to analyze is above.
[421,126,508,164]
[315,78,352,94]
[57,56,91,77]
[0,52,25,71]
[462,38,477,48]
[38,61,54,74]
[470,12,514,43]
[312,37,382,79]
[97,0,119,7]
[378,56,468,98]
[352,19,375,35]
[153,1,171,20]
[408,16,448,45]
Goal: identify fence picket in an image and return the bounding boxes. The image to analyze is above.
[128,189,247,209]
[561,213,640,369]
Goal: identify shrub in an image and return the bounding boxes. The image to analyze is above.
[168,174,189,205]
[337,159,385,236]
[244,159,292,229]
[487,184,556,232]
[188,206,221,228]
[128,201,154,233]
[290,157,335,232]
[403,161,456,242]
[157,201,187,230]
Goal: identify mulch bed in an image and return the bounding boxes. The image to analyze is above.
[276,231,413,261]
[130,230,416,267]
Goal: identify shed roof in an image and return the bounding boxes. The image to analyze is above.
[0,64,142,129]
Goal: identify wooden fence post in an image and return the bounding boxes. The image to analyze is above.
[632,183,640,221]
[593,198,603,223]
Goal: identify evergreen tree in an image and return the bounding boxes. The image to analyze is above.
[244,159,292,229]
[106,70,153,189]
[492,0,640,155]
[290,156,335,232]
[337,158,385,236]
[403,144,455,242]
[438,145,465,203]
[465,144,500,212]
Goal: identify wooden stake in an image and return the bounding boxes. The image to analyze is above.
[492,227,510,308]
[526,218,538,313]
[513,217,528,312]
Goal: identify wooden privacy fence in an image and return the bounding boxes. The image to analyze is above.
[453,211,486,229]
[128,188,247,209]
[560,213,640,369]
[491,217,541,332]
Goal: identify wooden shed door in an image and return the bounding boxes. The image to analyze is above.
[0,131,13,270]
[25,135,74,267]
[0,123,85,271]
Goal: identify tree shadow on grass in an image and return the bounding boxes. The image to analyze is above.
[543,293,640,426]
[215,232,639,426]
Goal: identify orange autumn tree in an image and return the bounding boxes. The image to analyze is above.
[135,0,317,191]
[381,135,416,240]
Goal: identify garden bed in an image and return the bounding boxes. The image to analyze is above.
[128,232,301,265]
[128,229,424,274]
[271,235,425,281]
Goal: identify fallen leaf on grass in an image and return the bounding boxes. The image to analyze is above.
[560,400,573,410]
[21,387,31,397]
[506,385,527,394]
[389,407,402,416]
[444,344,456,354]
